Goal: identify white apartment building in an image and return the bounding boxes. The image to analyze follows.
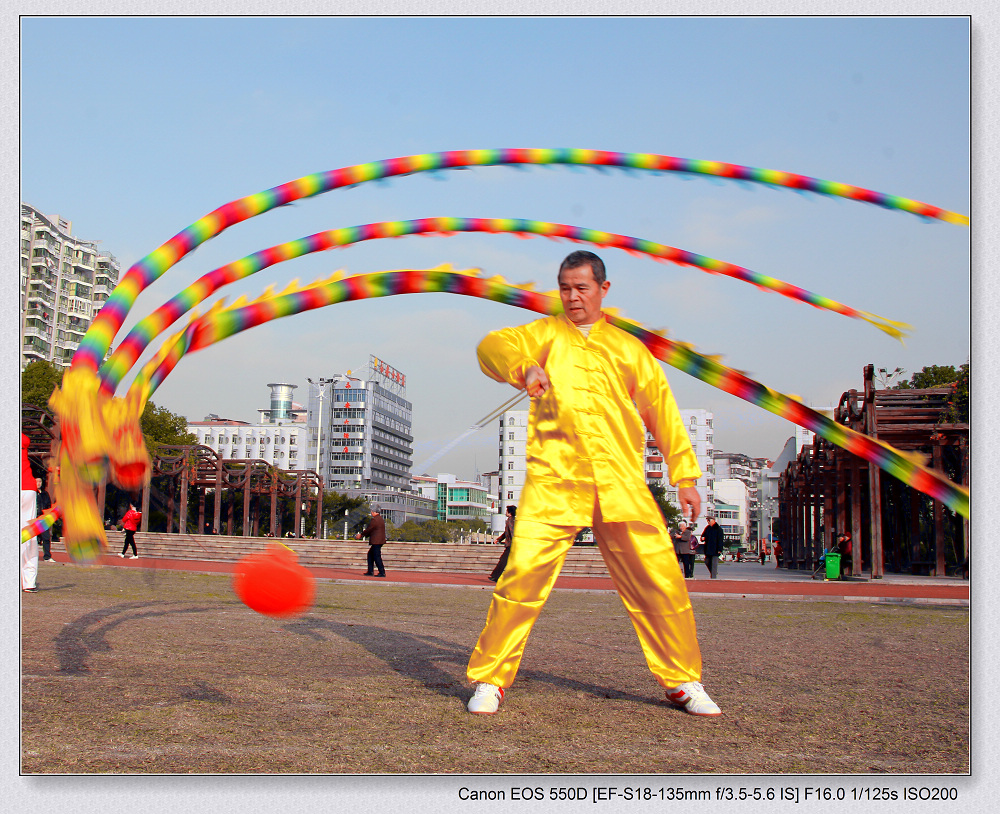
[713,478,750,546]
[188,384,307,468]
[20,203,121,370]
[713,451,767,542]
[646,408,716,517]
[497,409,529,506]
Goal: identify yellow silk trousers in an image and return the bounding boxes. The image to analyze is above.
[466,502,702,689]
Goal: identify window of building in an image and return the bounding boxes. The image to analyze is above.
[690,416,696,427]
[508,446,514,455]
[508,432,514,441]
[507,476,513,484]
[507,491,514,500]
[508,461,514,469]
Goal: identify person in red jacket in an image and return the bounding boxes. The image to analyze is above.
[21,433,39,592]
[119,503,142,559]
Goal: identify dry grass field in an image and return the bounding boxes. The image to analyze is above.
[20,565,969,775]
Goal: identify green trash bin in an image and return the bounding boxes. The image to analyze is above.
[825,552,841,580]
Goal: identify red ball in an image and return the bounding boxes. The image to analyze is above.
[233,543,315,618]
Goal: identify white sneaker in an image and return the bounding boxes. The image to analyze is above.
[665,681,722,716]
[467,682,504,714]
[118,553,125,558]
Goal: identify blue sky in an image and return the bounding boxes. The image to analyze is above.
[19,16,971,477]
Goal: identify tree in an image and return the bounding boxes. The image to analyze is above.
[386,518,474,543]
[944,363,969,424]
[648,483,681,531]
[893,364,962,390]
[21,360,64,408]
[891,362,969,423]
[140,401,197,452]
[320,491,369,537]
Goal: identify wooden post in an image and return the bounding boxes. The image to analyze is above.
[909,487,921,573]
[316,478,324,540]
[198,489,206,535]
[293,477,303,538]
[140,481,151,532]
[933,443,946,576]
[213,455,223,533]
[812,480,823,570]
[243,478,252,536]
[836,455,847,541]
[179,462,189,535]
[864,370,883,579]
[961,440,969,575]
[867,462,883,579]
[850,461,863,574]
[269,474,278,538]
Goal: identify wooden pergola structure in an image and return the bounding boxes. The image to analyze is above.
[130,445,324,539]
[20,405,323,540]
[777,365,968,578]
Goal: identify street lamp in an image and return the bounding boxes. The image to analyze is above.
[344,508,349,540]
[307,376,334,484]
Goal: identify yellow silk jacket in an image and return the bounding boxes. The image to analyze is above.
[478,313,701,525]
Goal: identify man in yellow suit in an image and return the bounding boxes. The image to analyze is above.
[466,250,721,717]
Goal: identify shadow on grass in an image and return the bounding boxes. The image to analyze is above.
[53,602,219,675]
[281,616,659,707]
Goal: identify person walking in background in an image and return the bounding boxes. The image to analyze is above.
[21,433,40,593]
[35,476,53,562]
[488,505,517,582]
[119,503,142,559]
[671,521,696,578]
[699,516,724,579]
[356,507,387,577]
[759,539,769,565]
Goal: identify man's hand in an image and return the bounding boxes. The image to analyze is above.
[678,486,701,525]
[354,533,362,540]
[525,365,551,398]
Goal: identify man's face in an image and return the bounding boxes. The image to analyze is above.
[559,264,610,325]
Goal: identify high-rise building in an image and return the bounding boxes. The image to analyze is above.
[645,408,715,517]
[497,409,528,505]
[306,356,414,493]
[20,203,121,370]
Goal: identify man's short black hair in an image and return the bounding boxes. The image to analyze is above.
[559,250,606,284]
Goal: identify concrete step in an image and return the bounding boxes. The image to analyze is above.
[65,532,613,578]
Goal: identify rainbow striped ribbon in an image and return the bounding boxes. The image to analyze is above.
[74,148,965,375]
[127,268,968,518]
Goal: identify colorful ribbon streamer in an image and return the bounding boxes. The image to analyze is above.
[21,506,61,544]
[97,216,909,394]
[126,267,968,519]
[73,148,965,375]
